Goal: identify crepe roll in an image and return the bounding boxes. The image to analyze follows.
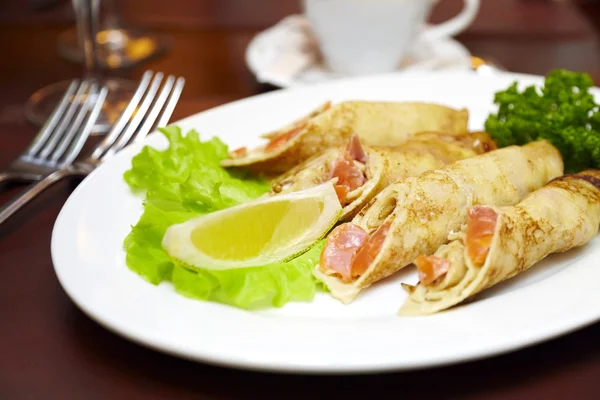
[314,140,564,304]
[400,170,600,315]
[222,101,469,175]
[271,131,496,221]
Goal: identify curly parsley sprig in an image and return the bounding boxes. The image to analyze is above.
[484,69,600,173]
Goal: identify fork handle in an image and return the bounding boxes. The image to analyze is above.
[0,172,11,186]
[0,171,43,186]
[0,169,71,225]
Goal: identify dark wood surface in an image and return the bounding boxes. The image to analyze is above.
[2,0,600,398]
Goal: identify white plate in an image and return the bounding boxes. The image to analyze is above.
[52,70,600,374]
[246,15,473,88]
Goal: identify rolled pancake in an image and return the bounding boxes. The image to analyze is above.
[400,170,600,315]
[221,101,469,175]
[315,140,564,303]
[271,131,496,221]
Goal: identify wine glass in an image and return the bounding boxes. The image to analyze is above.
[56,0,169,70]
[25,0,137,135]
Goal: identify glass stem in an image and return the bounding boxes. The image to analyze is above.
[72,0,101,81]
[103,0,121,30]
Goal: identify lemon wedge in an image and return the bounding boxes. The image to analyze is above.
[162,182,342,270]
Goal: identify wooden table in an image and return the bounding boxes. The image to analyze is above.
[1,0,600,398]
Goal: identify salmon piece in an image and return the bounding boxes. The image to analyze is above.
[334,185,350,204]
[329,135,368,204]
[230,147,248,158]
[265,124,306,152]
[415,255,451,285]
[320,223,368,282]
[351,221,391,278]
[346,133,367,163]
[466,206,498,267]
[330,154,367,203]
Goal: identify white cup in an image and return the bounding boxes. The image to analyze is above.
[303,0,480,75]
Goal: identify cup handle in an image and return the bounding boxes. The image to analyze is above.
[421,0,480,42]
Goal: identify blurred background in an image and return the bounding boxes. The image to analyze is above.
[1,0,600,128]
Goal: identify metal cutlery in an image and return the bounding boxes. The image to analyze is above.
[0,80,107,185]
[0,70,185,225]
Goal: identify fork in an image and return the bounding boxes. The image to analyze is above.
[0,80,108,186]
[0,70,185,225]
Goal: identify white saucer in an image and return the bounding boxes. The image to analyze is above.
[246,15,473,88]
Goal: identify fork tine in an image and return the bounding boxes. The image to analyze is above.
[113,75,186,158]
[132,76,185,146]
[153,77,185,132]
[49,83,100,165]
[25,80,80,157]
[60,86,108,167]
[90,70,154,160]
[37,80,90,161]
[104,72,164,157]
[130,75,176,145]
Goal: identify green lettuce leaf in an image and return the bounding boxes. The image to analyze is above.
[123,126,322,308]
[171,241,325,309]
